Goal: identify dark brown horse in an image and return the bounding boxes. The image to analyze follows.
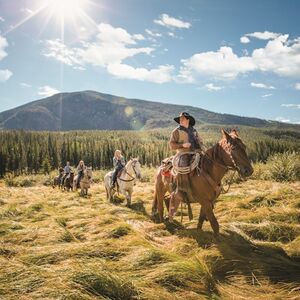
[62,172,74,192]
[152,129,253,237]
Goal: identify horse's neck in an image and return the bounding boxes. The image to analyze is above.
[120,163,133,179]
[204,144,228,183]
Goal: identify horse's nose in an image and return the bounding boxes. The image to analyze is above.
[243,166,253,177]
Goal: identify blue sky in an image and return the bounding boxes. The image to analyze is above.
[0,0,300,123]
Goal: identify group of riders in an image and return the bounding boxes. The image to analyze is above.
[58,150,126,189]
[58,159,87,188]
[58,111,202,189]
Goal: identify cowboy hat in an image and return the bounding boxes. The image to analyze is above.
[174,112,195,126]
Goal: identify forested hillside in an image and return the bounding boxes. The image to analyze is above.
[0,126,299,177]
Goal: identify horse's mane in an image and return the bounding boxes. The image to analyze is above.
[125,158,138,168]
[201,137,227,173]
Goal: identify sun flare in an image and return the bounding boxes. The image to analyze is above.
[48,0,88,19]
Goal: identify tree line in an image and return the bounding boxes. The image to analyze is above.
[0,127,299,177]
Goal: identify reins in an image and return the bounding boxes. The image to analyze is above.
[118,162,138,182]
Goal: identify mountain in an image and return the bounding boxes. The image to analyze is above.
[0,90,298,131]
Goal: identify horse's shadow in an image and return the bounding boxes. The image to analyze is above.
[128,200,150,217]
[175,227,300,284]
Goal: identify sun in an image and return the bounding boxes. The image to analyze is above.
[48,0,88,20]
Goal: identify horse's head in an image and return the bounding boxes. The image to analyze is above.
[128,158,142,179]
[219,129,253,178]
[85,167,92,179]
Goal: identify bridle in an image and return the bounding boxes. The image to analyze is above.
[118,160,140,182]
[204,141,241,173]
[200,140,243,195]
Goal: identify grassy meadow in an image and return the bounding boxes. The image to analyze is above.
[0,166,300,299]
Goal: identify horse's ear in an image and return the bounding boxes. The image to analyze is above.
[231,128,239,137]
[221,128,231,141]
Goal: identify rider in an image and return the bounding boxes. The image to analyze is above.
[169,112,203,154]
[76,160,86,188]
[168,112,203,219]
[111,150,125,188]
[61,161,71,185]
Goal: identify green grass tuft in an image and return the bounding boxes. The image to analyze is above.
[72,269,139,299]
[108,224,132,238]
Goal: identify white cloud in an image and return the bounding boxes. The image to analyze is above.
[43,23,169,83]
[0,35,8,60]
[251,82,275,89]
[44,24,153,69]
[179,34,300,82]
[96,23,143,45]
[43,39,84,67]
[20,82,32,88]
[0,16,5,22]
[275,117,291,123]
[154,14,191,29]
[145,29,162,37]
[133,34,145,41]
[240,36,250,44]
[245,31,280,40]
[205,83,224,91]
[107,63,174,83]
[281,103,300,109]
[261,94,273,98]
[251,34,300,77]
[179,46,256,81]
[295,83,300,90]
[0,35,12,82]
[167,32,177,38]
[38,85,60,97]
[0,69,12,82]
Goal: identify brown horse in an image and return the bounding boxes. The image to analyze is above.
[151,165,173,223]
[152,129,253,237]
[62,172,74,192]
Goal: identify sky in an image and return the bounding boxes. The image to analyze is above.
[0,0,300,123]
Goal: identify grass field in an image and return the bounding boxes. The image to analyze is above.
[0,169,300,299]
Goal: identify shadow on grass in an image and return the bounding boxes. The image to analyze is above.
[129,200,149,217]
[176,227,300,284]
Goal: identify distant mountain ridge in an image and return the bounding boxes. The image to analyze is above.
[0,90,297,131]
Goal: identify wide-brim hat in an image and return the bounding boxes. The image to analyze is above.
[174,112,195,126]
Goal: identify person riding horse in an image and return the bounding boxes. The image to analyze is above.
[169,112,203,155]
[169,112,204,218]
[76,160,86,188]
[111,150,125,188]
[61,161,72,186]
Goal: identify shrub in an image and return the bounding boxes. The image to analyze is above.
[264,152,300,182]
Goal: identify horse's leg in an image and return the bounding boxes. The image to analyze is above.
[105,185,109,201]
[156,188,165,223]
[202,202,219,237]
[126,189,132,207]
[151,190,158,214]
[197,206,207,230]
[168,191,184,222]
